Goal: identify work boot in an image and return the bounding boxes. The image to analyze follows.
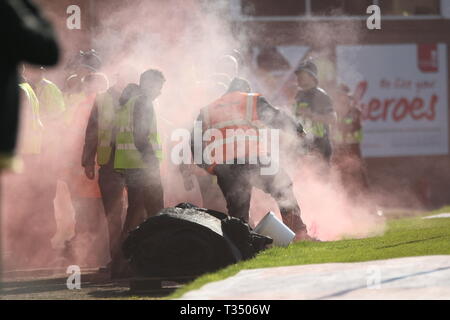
[281,211,316,242]
[294,228,317,242]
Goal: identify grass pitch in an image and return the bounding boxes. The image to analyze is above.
[168,206,450,299]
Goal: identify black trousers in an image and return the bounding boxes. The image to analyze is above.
[196,174,227,212]
[214,164,303,225]
[313,136,332,163]
[98,161,164,261]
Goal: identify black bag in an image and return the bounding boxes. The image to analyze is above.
[122,203,272,278]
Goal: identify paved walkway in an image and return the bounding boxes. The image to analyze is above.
[423,213,450,219]
[1,269,139,300]
[180,255,450,300]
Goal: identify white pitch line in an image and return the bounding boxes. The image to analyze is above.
[422,213,450,219]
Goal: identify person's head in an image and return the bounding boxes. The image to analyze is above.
[231,49,244,69]
[64,74,82,94]
[139,69,165,99]
[216,54,239,79]
[119,83,141,105]
[82,72,109,95]
[335,83,353,113]
[20,64,27,83]
[226,77,251,94]
[211,73,231,88]
[295,60,318,90]
[109,64,138,92]
[22,65,44,85]
[80,49,102,71]
[68,49,102,79]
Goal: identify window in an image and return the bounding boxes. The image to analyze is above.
[380,0,440,16]
[241,0,306,16]
[235,0,442,18]
[311,0,373,16]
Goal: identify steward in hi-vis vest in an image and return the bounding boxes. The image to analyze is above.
[333,108,363,146]
[82,69,165,278]
[36,76,66,123]
[331,84,365,156]
[200,91,266,173]
[331,83,370,197]
[193,77,315,241]
[293,60,336,163]
[96,91,162,169]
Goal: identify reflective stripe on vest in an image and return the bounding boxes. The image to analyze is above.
[97,92,116,165]
[36,78,66,119]
[333,116,363,144]
[201,92,266,166]
[19,83,43,155]
[294,101,326,138]
[19,83,41,130]
[114,96,162,168]
[113,96,145,169]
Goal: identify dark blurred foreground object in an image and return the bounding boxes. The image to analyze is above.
[123,203,272,278]
[0,0,59,169]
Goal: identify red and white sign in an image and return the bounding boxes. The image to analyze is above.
[337,44,448,157]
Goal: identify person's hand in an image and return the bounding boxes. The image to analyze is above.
[84,165,95,180]
[297,124,306,138]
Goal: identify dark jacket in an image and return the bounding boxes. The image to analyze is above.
[0,0,59,154]
[294,86,334,138]
[132,91,159,165]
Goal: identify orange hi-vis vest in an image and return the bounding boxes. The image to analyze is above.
[200,91,268,173]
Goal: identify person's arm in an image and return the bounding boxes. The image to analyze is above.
[82,103,99,169]
[3,0,59,66]
[133,96,154,162]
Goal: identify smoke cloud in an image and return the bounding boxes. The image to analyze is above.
[2,1,390,271]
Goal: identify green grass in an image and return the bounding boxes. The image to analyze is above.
[168,209,450,299]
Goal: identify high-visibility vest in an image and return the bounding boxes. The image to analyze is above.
[63,91,86,126]
[97,94,162,168]
[201,91,267,170]
[333,115,363,145]
[19,82,43,155]
[36,78,66,120]
[294,102,327,138]
[96,92,116,166]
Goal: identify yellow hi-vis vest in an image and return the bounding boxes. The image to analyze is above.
[63,92,86,126]
[333,116,363,145]
[19,83,43,155]
[97,94,162,168]
[36,78,66,120]
[294,102,327,138]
